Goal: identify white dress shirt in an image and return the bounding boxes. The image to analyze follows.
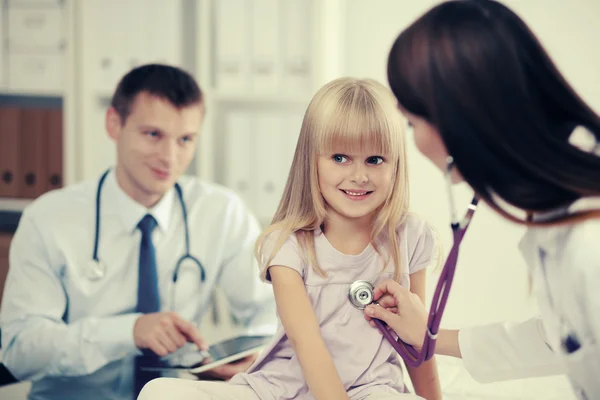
[0,169,276,400]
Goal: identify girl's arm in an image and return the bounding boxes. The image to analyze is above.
[404,269,442,400]
[269,265,349,400]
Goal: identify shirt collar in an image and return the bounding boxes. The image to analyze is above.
[102,169,175,234]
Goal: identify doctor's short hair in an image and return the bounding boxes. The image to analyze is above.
[110,64,204,124]
[387,0,600,225]
[256,77,412,282]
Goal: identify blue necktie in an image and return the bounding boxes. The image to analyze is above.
[134,214,160,397]
[136,214,159,313]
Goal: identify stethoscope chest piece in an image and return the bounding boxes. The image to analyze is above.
[348,280,375,309]
[87,259,106,280]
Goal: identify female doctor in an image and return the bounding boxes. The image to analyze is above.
[364,1,600,399]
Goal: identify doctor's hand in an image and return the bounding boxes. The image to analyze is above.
[133,312,208,357]
[193,353,258,381]
[363,279,428,348]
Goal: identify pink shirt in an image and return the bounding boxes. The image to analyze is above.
[231,214,437,399]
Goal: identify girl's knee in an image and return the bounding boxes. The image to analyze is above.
[137,377,176,400]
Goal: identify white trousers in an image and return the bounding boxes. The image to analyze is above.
[137,378,425,400]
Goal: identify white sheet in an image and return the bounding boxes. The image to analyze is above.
[404,356,576,400]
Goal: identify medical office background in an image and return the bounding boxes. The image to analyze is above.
[0,0,597,398]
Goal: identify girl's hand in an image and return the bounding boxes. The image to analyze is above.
[363,279,428,348]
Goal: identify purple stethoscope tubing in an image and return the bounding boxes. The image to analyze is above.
[374,198,477,367]
[356,156,479,367]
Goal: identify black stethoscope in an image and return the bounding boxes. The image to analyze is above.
[89,169,206,309]
[349,156,479,367]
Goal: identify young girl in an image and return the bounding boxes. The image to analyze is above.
[138,78,442,399]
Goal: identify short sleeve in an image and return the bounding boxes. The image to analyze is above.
[260,232,306,283]
[407,218,438,274]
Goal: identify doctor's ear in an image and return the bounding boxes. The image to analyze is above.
[106,107,124,140]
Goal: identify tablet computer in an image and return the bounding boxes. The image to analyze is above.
[141,334,272,374]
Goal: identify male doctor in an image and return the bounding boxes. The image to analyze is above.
[0,64,276,400]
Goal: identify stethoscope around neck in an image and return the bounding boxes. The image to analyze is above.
[88,169,206,310]
[349,156,479,367]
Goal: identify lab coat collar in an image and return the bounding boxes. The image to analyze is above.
[527,196,600,254]
[103,169,175,234]
[526,125,600,253]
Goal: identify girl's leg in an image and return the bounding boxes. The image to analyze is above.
[137,378,260,400]
[351,386,425,400]
[363,394,425,400]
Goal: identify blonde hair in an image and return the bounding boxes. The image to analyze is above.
[256,77,410,281]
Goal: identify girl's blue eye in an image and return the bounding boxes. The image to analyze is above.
[367,156,384,165]
[332,154,348,163]
[146,131,159,138]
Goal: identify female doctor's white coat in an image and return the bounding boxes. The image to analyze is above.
[457,195,600,400]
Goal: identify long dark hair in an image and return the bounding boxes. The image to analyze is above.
[387,0,600,224]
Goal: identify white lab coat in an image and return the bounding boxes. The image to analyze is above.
[459,196,600,399]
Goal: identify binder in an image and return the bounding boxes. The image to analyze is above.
[250,0,280,94]
[143,0,182,65]
[254,113,283,222]
[45,108,63,193]
[281,0,312,94]
[280,112,303,185]
[0,108,21,198]
[18,108,47,199]
[214,0,249,93]
[224,111,254,210]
